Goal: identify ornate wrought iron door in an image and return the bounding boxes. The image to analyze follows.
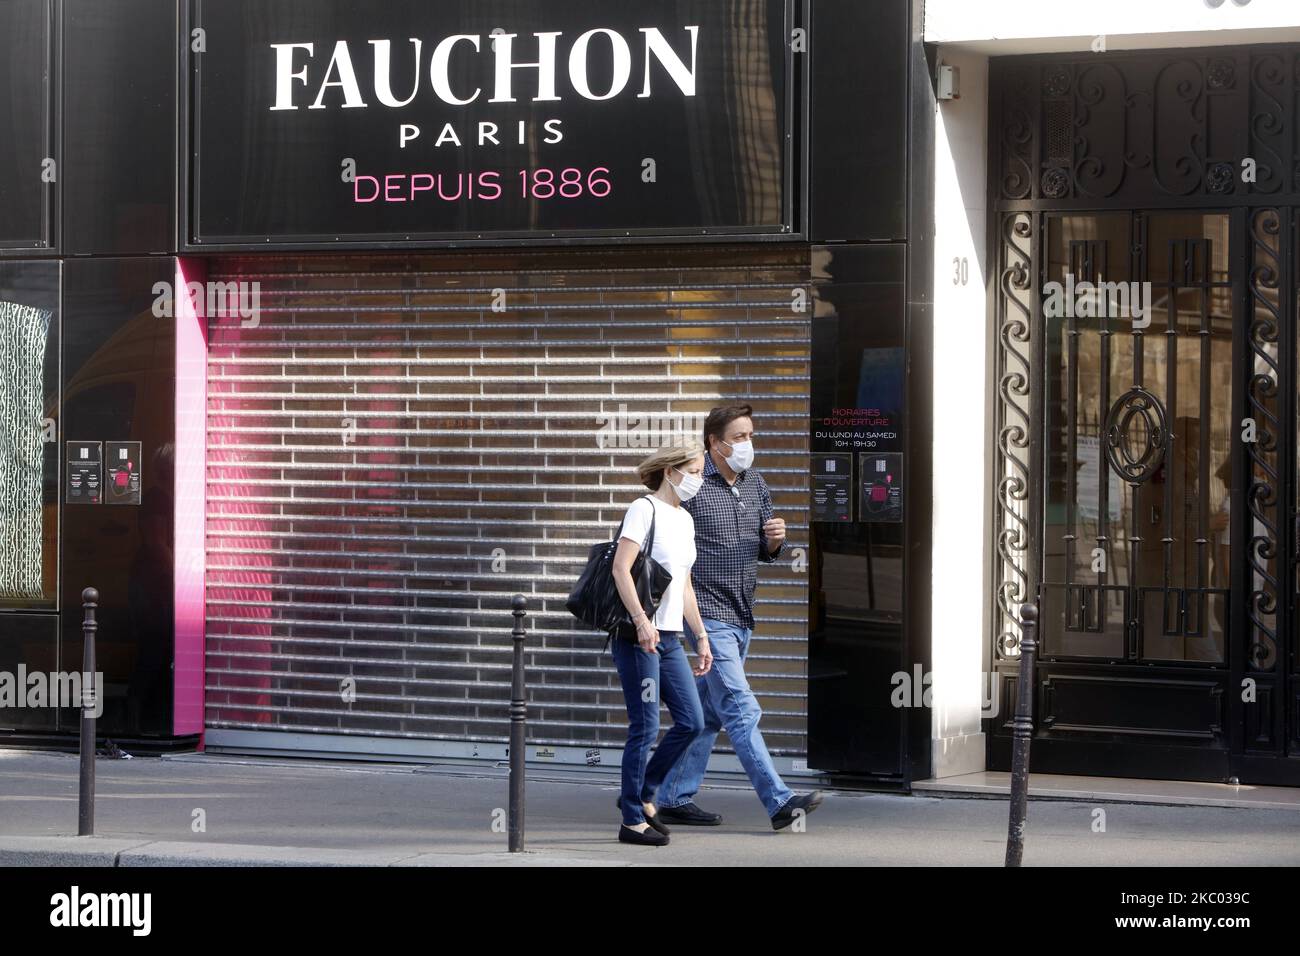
[989,48,1300,784]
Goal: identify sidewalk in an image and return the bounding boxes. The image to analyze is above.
[2,750,1298,866]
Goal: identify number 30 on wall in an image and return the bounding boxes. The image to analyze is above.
[952,256,969,286]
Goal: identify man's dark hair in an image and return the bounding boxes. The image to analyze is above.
[703,403,754,451]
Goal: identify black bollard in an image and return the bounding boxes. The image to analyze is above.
[78,587,99,836]
[508,594,528,852]
[1004,602,1038,867]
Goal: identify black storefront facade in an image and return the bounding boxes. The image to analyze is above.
[0,0,938,787]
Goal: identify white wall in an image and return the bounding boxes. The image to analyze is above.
[926,0,1300,52]
[928,51,991,778]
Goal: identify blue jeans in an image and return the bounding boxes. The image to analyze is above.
[610,631,706,826]
[657,618,795,817]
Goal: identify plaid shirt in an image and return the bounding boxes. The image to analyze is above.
[683,452,782,628]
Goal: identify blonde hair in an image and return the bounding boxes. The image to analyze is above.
[637,441,705,491]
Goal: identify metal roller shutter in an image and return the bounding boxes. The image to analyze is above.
[203,246,810,761]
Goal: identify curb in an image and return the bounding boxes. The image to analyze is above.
[0,836,634,867]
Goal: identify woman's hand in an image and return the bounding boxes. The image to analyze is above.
[693,635,713,676]
[636,617,660,654]
[613,537,658,653]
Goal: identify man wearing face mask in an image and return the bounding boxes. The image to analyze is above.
[655,404,824,830]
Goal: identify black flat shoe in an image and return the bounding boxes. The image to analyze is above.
[771,791,824,831]
[657,802,722,826]
[615,798,671,835]
[618,824,669,846]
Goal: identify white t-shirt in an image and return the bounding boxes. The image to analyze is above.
[619,495,696,632]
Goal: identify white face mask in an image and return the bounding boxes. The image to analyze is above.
[670,467,703,502]
[723,439,755,472]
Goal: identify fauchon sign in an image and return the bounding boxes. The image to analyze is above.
[190,0,795,246]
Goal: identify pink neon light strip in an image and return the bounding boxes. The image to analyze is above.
[173,259,207,738]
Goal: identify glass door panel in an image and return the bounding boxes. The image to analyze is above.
[1042,212,1234,664]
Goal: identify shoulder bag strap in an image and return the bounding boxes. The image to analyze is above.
[612,495,656,550]
[641,495,657,555]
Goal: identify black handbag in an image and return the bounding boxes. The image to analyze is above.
[566,495,674,644]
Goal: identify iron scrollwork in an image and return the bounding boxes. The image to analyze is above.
[995,212,1036,659]
[1206,162,1236,194]
[1246,208,1282,671]
[995,50,1300,202]
[1206,58,1236,91]
[1104,387,1170,484]
[1041,168,1071,199]
[1000,68,1035,201]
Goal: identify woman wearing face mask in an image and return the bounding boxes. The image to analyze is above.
[609,442,714,846]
